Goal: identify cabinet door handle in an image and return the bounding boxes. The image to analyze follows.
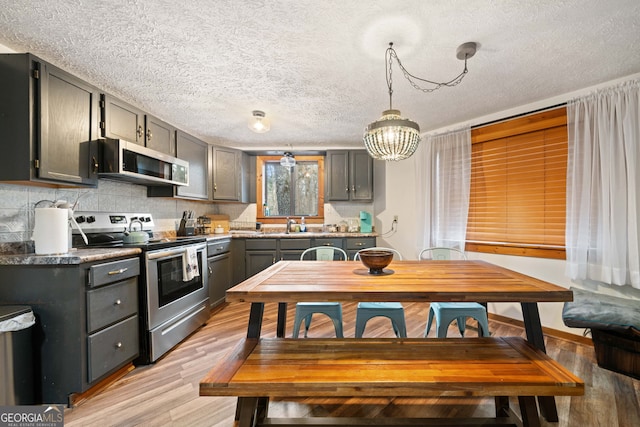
[108,268,128,275]
[115,342,123,349]
[92,156,99,173]
[136,125,144,139]
[352,185,356,192]
[356,242,365,246]
[272,256,276,264]
[213,184,217,192]
[208,266,213,276]
[146,128,152,141]
[346,187,349,192]
[114,299,122,306]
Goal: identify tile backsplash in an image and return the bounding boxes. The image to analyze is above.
[0,181,374,243]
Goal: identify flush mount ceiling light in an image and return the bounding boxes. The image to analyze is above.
[248,110,270,133]
[363,41,477,161]
[280,151,296,167]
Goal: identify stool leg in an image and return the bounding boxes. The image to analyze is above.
[332,317,344,338]
[394,317,407,338]
[303,314,313,338]
[355,312,367,338]
[425,307,435,337]
[436,315,451,338]
[292,312,302,338]
[457,316,467,337]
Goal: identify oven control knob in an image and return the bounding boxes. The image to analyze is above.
[75,215,85,223]
[142,216,151,222]
[86,216,96,223]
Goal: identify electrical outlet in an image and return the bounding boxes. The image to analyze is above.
[393,215,398,222]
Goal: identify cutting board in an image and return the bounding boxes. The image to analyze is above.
[206,214,230,233]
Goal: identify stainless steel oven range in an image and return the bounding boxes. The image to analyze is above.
[72,211,209,364]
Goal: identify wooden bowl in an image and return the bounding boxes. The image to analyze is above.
[358,250,394,274]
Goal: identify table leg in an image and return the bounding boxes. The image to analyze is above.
[521,302,559,422]
[247,302,264,339]
[276,302,287,338]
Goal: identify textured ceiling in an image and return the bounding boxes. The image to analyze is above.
[1,0,639,151]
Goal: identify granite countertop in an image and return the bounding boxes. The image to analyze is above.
[0,247,142,266]
[223,231,378,239]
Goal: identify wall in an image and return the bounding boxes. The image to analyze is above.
[376,71,640,337]
[0,180,220,245]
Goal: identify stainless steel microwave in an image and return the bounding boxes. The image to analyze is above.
[99,138,189,186]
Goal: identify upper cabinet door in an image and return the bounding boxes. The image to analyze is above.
[37,61,100,186]
[326,151,350,200]
[212,146,240,200]
[101,94,145,144]
[349,150,373,201]
[0,54,98,186]
[326,150,373,202]
[145,114,176,156]
[175,131,209,200]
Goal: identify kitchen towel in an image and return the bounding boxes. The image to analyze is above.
[182,246,200,282]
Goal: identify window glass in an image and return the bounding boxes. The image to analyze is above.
[264,161,318,216]
[257,155,324,222]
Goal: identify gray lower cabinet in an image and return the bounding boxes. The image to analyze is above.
[242,236,375,279]
[207,238,232,308]
[0,256,140,405]
[245,239,278,278]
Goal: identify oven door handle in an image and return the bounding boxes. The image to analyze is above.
[146,244,206,261]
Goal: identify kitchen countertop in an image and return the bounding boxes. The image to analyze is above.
[0,247,142,265]
[214,231,378,239]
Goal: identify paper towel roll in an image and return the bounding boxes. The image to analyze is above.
[33,208,69,255]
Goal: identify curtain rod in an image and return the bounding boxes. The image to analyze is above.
[470,102,567,130]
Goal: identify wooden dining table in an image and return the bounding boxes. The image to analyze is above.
[223,259,575,422]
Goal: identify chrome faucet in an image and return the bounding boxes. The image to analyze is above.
[285,217,296,234]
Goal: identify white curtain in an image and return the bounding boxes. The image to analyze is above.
[416,127,471,253]
[566,80,640,288]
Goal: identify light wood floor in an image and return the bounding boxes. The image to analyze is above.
[64,301,640,426]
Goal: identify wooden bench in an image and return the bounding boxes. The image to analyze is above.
[200,337,584,427]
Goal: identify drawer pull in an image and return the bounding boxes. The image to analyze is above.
[108,268,128,275]
[115,342,122,349]
[323,243,334,246]
[356,243,365,246]
[114,299,122,306]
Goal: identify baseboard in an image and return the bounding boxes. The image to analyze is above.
[488,313,593,346]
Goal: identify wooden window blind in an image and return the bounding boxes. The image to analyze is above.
[466,107,567,259]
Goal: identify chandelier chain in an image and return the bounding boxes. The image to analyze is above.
[386,45,470,94]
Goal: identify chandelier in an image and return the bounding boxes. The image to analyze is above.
[363,42,477,161]
[280,151,296,167]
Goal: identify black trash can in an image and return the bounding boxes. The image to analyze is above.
[0,305,35,405]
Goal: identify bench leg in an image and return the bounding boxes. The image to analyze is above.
[494,396,510,417]
[236,397,258,427]
[521,302,559,422]
[277,303,287,338]
[518,396,541,427]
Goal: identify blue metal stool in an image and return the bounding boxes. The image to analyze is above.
[425,302,490,337]
[292,246,348,338]
[353,248,406,338]
[419,247,490,338]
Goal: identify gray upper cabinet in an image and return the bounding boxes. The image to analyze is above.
[326,150,373,201]
[145,114,177,156]
[0,53,100,187]
[101,95,176,156]
[101,94,145,144]
[175,131,209,199]
[211,146,246,201]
